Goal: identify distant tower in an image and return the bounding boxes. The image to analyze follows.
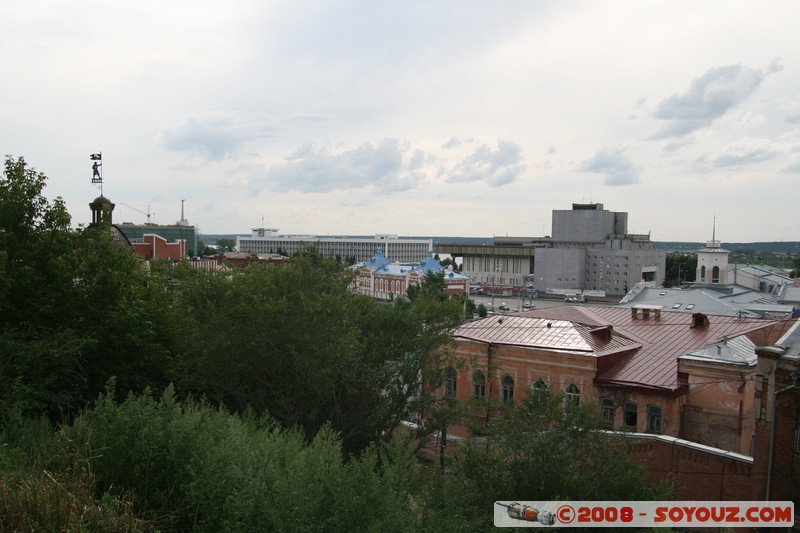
[695,217,730,284]
[177,198,190,226]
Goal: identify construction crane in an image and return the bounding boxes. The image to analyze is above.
[120,203,155,224]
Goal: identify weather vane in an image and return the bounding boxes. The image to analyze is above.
[90,152,103,195]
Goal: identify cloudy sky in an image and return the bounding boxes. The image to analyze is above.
[3,1,799,242]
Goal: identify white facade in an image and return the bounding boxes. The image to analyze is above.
[696,239,730,284]
[236,228,432,263]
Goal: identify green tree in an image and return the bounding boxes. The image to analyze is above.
[214,237,236,253]
[0,156,176,420]
[791,254,800,277]
[172,249,464,455]
[0,156,84,418]
[452,388,670,513]
[664,252,697,287]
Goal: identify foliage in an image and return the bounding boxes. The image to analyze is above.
[168,248,464,456]
[664,252,697,287]
[213,237,236,253]
[451,388,671,511]
[0,157,178,421]
[2,387,484,532]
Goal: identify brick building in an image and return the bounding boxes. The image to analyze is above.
[130,233,186,261]
[440,306,788,455]
[423,306,799,516]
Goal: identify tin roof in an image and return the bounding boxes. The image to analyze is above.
[472,305,791,393]
[454,314,641,356]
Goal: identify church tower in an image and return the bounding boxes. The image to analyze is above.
[695,218,730,284]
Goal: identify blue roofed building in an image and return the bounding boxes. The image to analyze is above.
[353,249,470,300]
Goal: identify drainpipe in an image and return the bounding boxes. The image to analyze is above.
[765,369,800,500]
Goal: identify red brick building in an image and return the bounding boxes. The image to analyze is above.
[428,305,799,514]
[442,306,788,452]
[130,233,186,261]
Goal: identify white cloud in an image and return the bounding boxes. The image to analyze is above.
[246,139,426,194]
[707,137,780,169]
[157,112,282,161]
[649,64,776,139]
[778,155,800,173]
[446,140,526,187]
[579,147,642,186]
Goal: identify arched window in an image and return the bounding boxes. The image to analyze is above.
[565,384,580,408]
[647,405,662,434]
[711,266,720,283]
[700,265,706,282]
[532,378,547,391]
[472,371,485,399]
[601,397,614,427]
[444,368,457,399]
[501,375,515,404]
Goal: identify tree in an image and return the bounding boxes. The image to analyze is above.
[213,237,236,253]
[791,254,800,277]
[0,156,176,420]
[452,388,670,512]
[172,249,465,456]
[0,156,83,418]
[664,252,697,287]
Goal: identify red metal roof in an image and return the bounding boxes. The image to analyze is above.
[454,314,641,356]
[462,306,788,392]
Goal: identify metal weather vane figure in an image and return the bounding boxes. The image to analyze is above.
[90,152,103,194]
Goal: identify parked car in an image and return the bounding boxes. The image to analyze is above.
[498,303,511,311]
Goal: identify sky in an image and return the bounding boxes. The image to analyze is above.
[2,1,799,242]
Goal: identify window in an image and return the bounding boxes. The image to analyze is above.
[532,378,547,391]
[794,409,800,454]
[472,371,485,399]
[624,402,638,429]
[501,375,515,404]
[565,384,580,408]
[647,405,662,434]
[601,397,614,428]
[444,368,457,399]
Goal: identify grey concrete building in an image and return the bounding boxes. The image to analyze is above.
[437,202,666,297]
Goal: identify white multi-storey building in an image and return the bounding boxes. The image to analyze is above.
[236,228,432,263]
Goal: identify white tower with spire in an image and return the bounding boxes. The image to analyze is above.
[695,217,730,284]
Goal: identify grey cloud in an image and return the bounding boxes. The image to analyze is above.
[442,137,461,149]
[778,156,800,173]
[447,140,526,187]
[579,147,641,186]
[248,138,425,194]
[786,115,800,124]
[649,64,773,139]
[709,138,779,168]
[158,112,280,161]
